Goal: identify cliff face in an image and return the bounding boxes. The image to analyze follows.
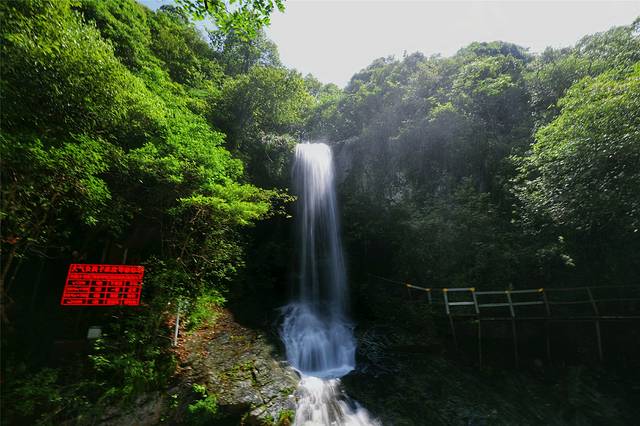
[175,308,298,425]
[330,138,357,186]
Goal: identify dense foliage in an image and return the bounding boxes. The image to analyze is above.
[304,20,640,291]
[177,0,285,40]
[0,0,303,423]
[1,0,638,422]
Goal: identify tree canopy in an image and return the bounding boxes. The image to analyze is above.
[1,1,302,421]
[302,21,640,290]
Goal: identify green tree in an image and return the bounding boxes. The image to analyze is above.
[515,64,640,284]
[0,135,115,314]
[210,65,312,185]
[526,18,640,125]
[0,0,166,143]
[1,2,289,421]
[176,0,285,40]
[209,28,281,75]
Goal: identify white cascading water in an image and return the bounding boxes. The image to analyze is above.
[281,143,380,426]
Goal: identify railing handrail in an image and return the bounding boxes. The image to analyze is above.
[368,274,639,365]
[368,273,640,316]
[368,273,640,294]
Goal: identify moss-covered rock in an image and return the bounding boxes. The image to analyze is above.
[176,308,298,425]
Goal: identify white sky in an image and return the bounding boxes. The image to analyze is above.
[266,0,640,86]
[140,0,640,87]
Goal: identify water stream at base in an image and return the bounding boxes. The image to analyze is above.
[280,143,379,426]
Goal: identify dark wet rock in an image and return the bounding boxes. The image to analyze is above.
[343,324,639,426]
[177,308,298,424]
[97,392,166,426]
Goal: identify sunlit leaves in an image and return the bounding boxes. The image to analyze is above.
[0,0,288,291]
[518,64,640,233]
[0,134,115,257]
[0,0,166,141]
[176,0,285,40]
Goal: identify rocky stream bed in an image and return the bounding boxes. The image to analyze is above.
[97,307,640,426]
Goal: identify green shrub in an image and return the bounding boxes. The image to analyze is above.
[88,304,176,404]
[2,366,96,425]
[187,291,226,330]
[186,384,220,425]
[277,409,295,425]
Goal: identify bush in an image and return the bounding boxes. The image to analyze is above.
[187,291,227,331]
[88,304,176,404]
[2,366,95,425]
[186,384,220,425]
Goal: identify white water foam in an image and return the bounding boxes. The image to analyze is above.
[281,303,356,379]
[294,376,381,426]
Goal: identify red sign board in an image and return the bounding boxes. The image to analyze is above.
[61,264,144,306]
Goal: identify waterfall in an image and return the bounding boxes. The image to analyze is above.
[281,143,355,378]
[281,143,379,426]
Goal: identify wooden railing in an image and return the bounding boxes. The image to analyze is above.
[368,274,640,366]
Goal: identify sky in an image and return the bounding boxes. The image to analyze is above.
[140,0,640,87]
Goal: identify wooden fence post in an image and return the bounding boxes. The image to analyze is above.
[471,288,482,366]
[443,289,458,351]
[506,290,519,368]
[587,287,603,362]
[541,288,552,363]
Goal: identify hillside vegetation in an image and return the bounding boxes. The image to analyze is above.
[1,1,638,424]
